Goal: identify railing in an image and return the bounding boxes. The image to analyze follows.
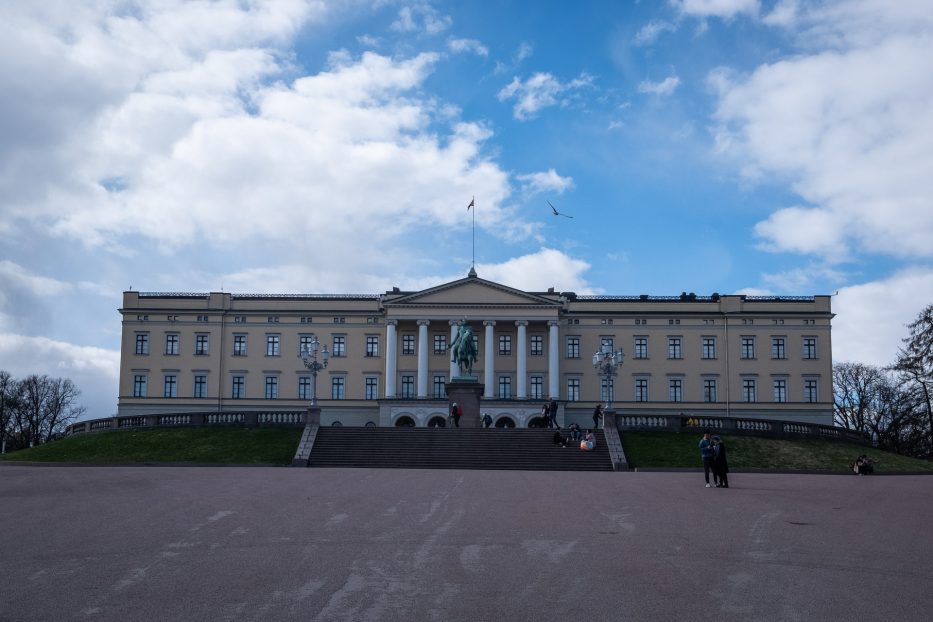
[68,411,306,435]
[609,412,868,445]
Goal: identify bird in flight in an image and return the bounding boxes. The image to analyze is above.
[547,200,573,218]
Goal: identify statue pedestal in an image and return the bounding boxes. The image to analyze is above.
[446,378,484,428]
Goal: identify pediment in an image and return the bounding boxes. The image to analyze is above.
[386,277,560,309]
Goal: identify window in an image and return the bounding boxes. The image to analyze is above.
[530,376,543,400]
[298,335,315,355]
[133,374,147,397]
[267,316,279,323]
[498,334,512,356]
[401,375,414,399]
[135,333,149,355]
[498,376,512,399]
[668,337,682,359]
[231,375,245,399]
[530,335,543,356]
[233,335,247,356]
[193,375,207,398]
[772,337,786,359]
[332,336,346,357]
[162,374,178,397]
[566,378,581,401]
[741,337,755,359]
[433,375,446,399]
[634,337,648,359]
[366,335,379,357]
[266,335,280,356]
[165,334,179,355]
[365,377,379,400]
[331,377,345,400]
[265,376,278,399]
[635,378,649,402]
[566,337,580,359]
[742,378,757,403]
[804,379,819,403]
[669,378,683,402]
[298,377,311,400]
[702,337,716,359]
[600,377,614,405]
[703,379,717,403]
[402,334,415,356]
[433,334,447,355]
[601,336,614,351]
[803,337,817,359]
[773,378,787,403]
[195,334,209,356]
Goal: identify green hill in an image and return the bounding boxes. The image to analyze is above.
[2,427,931,472]
[621,431,933,472]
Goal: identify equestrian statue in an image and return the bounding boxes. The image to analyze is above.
[449,319,478,377]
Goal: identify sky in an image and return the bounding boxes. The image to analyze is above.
[1,0,932,420]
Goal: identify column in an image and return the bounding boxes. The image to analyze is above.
[548,320,560,399]
[384,320,397,398]
[449,321,459,379]
[484,321,495,398]
[417,320,429,398]
[516,321,528,399]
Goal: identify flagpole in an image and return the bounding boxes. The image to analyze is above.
[472,195,475,269]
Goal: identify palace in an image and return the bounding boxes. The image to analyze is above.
[117,272,834,428]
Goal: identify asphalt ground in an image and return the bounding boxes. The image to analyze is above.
[1,466,931,622]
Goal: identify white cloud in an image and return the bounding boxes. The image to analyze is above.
[638,75,681,96]
[516,169,575,194]
[477,249,596,294]
[634,20,677,45]
[711,5,933,261]
[390,4,451,35]
[0,260,72,296]
[673,0,760,19]
[832,266,933,367]
[448,38,489,57]
[762,0,798,28]
[497,72,594,120]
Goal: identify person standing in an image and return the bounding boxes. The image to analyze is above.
[712,436,729,488]
[482,412,492,428]
[548,399,560,430]
[450,402,461,428]
[541,402,551,428]
[698,431,715,488]
[592,404,603,429]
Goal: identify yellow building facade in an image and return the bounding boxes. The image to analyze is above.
[117,274,834,427]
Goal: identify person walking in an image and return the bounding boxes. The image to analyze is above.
[592,404,603,429]
[548,399,560,430]
[698,431,715,488]
[541,402,551,428]
[712,435,729,488]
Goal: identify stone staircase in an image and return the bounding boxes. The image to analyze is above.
[306,427,614,471]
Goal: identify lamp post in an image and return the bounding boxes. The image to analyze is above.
[300,336,330,407]
[593,343,625,410]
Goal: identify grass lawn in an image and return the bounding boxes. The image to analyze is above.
[621,431,933,473]
[0,427,303,465]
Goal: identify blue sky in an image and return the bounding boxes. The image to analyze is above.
[1,0,932,418]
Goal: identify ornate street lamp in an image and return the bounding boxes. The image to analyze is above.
[593,343,625,410]
[300,336,330,407]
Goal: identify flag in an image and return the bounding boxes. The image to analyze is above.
[467,197,474,210]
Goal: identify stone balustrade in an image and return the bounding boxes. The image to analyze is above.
[67,411,306,435]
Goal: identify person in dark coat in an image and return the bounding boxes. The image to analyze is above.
[712,435,729,488]
[548,399,560,430]
[698,431,714,488]
[450,402,461,428]
[593,404,603,428]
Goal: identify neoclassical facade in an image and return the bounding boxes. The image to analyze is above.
[117,273,834,427]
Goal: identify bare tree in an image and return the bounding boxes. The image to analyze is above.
[11,374,86,447]
[892,304,933,457]
[0,370,23,452]
[833,361,884,432]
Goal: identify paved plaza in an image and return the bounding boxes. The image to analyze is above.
[1,465,932,621]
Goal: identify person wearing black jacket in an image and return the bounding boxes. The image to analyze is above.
[712,436,729,488]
